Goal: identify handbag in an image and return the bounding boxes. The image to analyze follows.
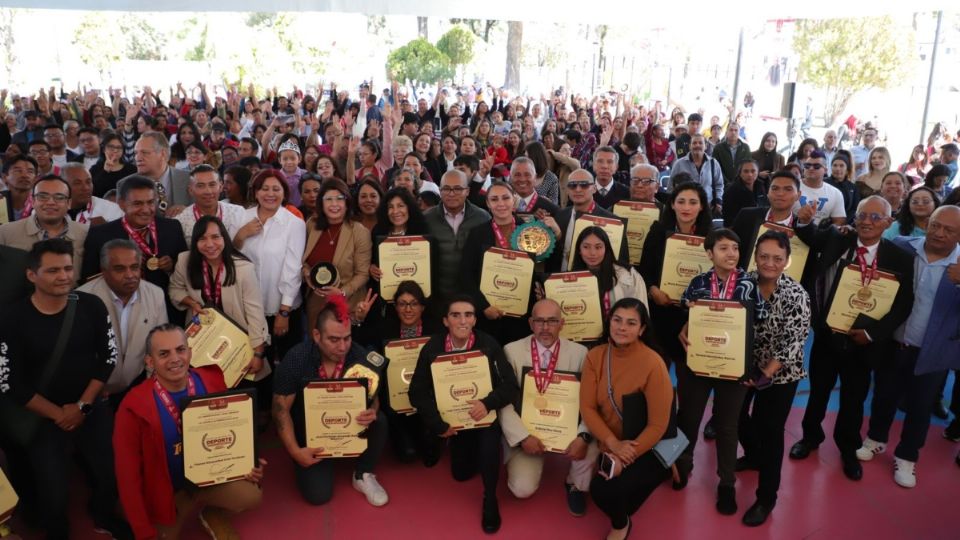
[0,294,78,445]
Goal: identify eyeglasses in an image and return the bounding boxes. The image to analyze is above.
[855,212,887,223]
[531,318,561,327]
[440,186,467,194]
[630,178,658,186]
[802,163,824,170]
[567,181,594,190]
[34,192,69,203]
[322,195,347,203]
[396,301,421,310]
[105,144,124,151]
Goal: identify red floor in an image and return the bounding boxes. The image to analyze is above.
[12,408,960,539]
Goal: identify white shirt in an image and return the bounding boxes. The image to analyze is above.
[109,289,140,351]
[175,201,247,246]
[534,339,555,369]
[851,145,873,177]
[239,206,306,314]
[83,155,99,171]
[517,192,536,211]
[856,240,878,266]
[795,181,846,225]
[73,196,124,224]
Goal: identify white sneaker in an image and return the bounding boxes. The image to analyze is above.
[855,438,886,461]
[353,472,389,506]
[893,458,917,488]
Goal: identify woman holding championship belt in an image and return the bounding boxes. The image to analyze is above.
[169,215,269,377]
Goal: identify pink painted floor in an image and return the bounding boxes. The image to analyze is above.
[12,408,960,540]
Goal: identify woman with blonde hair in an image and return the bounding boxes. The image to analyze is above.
[855,146,891,198]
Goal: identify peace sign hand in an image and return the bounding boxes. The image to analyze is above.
[354,289,379,322]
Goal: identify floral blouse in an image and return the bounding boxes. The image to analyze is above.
[749,271,811,384]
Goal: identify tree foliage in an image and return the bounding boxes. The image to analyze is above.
[386,38,453,84]
[449,18,498,43]
[72,13,124,76]
[793,17,914,125]
[437,25,475,68]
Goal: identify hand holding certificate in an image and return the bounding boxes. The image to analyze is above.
[826,265,900,333]
[304,379,369,457]
[430,351,496,430]
[660,234,711,302]
[480,247,534,317]
[385,337,429,414]
[519,368,581,453]
[543,272,603,342]
[686,300,753,380]
[182,390,257,487]
[185,308,254,388]
[613,201,659,265]
[0,467,17,524]
[378,235,432,301]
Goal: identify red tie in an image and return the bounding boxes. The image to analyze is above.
[856,246,868,257]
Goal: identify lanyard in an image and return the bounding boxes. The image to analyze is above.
[530,339,561,394]
[856,247,879,288]
[121,217,158,257]
[519,191,538,212]
[445,332,475,352]
[193,203,222,221]
[318,358,345,380]
[490,220,513,249]
[202,260,224,307]
[153,374,196,434]
[76,199,94,224]
[710,270,738,300]
[764,209,794,227]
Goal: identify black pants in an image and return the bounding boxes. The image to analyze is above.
[25,399,119,538]
[266,309,303,364]
[800,327,842,445]
[738,381,799,505]
[833,341,894,457]
[867,345,945,462]
[676,363,748,487]
[590,452,668,529]
[449,423,502,500]
[294,410,388,505]
[384,409,441,463]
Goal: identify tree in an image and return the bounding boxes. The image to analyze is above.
[793,17,914,125]
[122,14,167,61]
[184,21,215,62]
[417,16,429,40]
[449,18,498,43]
[436,26,475,83]
[72,13,124,77]
[0,9,17,85]
[504,21,523,91]
[386,38,453,84]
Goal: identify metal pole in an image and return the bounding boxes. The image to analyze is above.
[731,26,745,118]
[920,11,943,145]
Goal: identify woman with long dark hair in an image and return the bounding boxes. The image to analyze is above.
[571,226,648,320]
[170,122,202,170]
[883,186,939,239]
[751,132,785,184]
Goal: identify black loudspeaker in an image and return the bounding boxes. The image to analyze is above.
[781,82,796,118]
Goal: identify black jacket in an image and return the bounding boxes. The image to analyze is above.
[722,181,769,226]
[408,330,519,436]
[593,180,630,211]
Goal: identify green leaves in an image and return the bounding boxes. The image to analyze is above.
[385,38,454,84]
[437,25,475,68]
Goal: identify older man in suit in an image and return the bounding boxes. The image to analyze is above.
[853,205,960,488]
[123,131,191,217]
[591,147,630,210]
[78,239,167,408]
[499,299,598,516]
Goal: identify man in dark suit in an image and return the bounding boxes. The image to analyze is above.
[545,169,629,273]
[510,158,560,216]
[82,175,188,321]
[591,146,630,210]
[731,171,817,284]
[789,196,915,482]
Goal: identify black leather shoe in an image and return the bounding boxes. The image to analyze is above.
[742,500,775,527]
[735,456,759,472]
[672,460,692,490]
[932,402,949,420]
[481,497,501,534]
[716,485,737,515]
[703,417,717,440]
[789,440,819,460]
[943,420,960,442]
[565,483,587,517]
[841,456,863,481]
[955,451,960,468]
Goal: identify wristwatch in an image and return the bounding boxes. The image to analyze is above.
[577,432,594,444]
[278,309,290,318]
[77,400,93,415]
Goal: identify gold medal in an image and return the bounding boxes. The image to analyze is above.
[146,257,160,271]
[857,286,872,301]
[533,396,548,409]
[310,262,340,288]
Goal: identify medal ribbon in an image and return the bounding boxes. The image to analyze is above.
[855,247,878,288]
[584,200,596,214]
[121,217,158,257]
[19,193,34,219]
[530,339,561,394]
[710,270,739,300]
[602,291,611,315]
[153,374,196,434]
[76,199,94,224]
[193,203,223,221]
[764,209,794,228]
[318,358,345,380]
[201,260,224,307]
[444,332,476,352]
[491,220,513,249]
[518,191,538,212]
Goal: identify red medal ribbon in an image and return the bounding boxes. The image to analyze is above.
[318,359,345,380]
[710,270,739,300]
[491,220,513,249]
[19,193,34,219]
[519,191,538,212]
[201,260,224,307]
[764,209,794,228]
[444,332,476,352]
[602,291,611,315]
[153,373,196,434]
[855,246,878,288]
[193,203,223,221]
[530,339,561,394]
[76,199,94,224]
[121,217,159,258]
[584,200,596,214]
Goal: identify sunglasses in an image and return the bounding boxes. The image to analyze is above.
[568,181,594,190]
[802,163,824,170]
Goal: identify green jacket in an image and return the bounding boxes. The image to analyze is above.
[424,201,490,300]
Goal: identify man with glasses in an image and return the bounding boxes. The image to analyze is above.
[628,164,662,206]
[42,124,80,168]
[424,169,490,303]
[852,127,878,177]
[125,131,193,217]
[0,175,87,283]
[790,196,914,483]
[498,299,596,515]
[1,155,39,223]
[795,150,847,226]
[75,127,102,171]
[28,139,59,177]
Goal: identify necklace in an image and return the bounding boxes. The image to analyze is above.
[326,223,343,245]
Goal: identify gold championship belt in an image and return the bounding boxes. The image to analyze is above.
[510,221,556,263]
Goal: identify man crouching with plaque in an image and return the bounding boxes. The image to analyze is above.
[272,294,389,507]
[114,324,265,539]
[408,294,519,534]
[499,299,598,515]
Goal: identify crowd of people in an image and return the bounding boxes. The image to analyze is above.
[0,78,958,540]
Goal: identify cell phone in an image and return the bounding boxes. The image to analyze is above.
[599,453,617,479]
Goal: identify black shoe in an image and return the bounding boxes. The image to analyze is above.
[93,514,134,540]
[735,456,759,472]
[841,455,863,481]
[672,460,692,490]
[565,483,587,517]
[932,402,949,420]
[481,497,501,534]
[703,417,717,441]
[789,440,819,460]
[943,420,960,442]
[955,452,960,468]
[716,485,737,515]
[742,500,775,527]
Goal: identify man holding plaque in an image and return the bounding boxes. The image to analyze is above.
[408,294,519,533]
[272,295,390,507]
[547,169,629,272]
[114,324,265,539]
[790,196,914,482]
[499,299,596,515]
